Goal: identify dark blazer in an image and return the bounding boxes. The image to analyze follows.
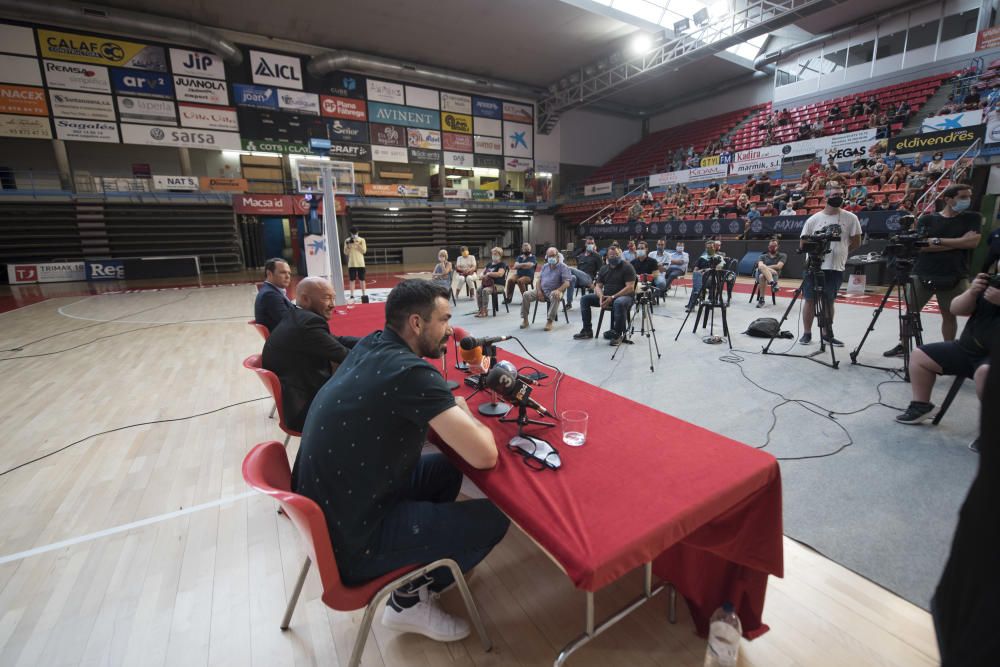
[262,308,359,432]
[254,282,294,332]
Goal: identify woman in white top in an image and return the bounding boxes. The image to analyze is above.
[453,246,479,297]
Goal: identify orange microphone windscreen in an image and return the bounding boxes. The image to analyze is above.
[459,344,483,365]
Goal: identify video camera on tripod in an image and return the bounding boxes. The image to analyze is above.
[881,215,929,263]
[798,224,842,258]
[634,274,656,304]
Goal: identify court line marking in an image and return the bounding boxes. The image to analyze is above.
[55,284,256,324]
[0,491,257,565]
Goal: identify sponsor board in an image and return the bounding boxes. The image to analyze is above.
[85,260,125,281]
[0,54,42,87]
[277,89,319,116]
[240,138,313,154]
[173,75,228,105]
[309,137,331,151]
[406,128,441,149]
[370,122,406,147]
[583,182,613,196]
[474,116,501,137]
[177,103,237,131]
[231,194,345,215]
[0,23,36,56]
[320,95,366,120]
[889,126,985,154]
[779,128,877,159]
[327,118,369,143]
[444,188,472,199]
[920,110,983,133]
[234,83,278,110]
[977,26,1000,51]
[442,132,473,152]
[699,155,721,167]
[250,50,302,89]
[43,60,110,93]
[38,29,166,71]
[367,101,440,130]
[200,176,248,191]
[111,68,173,98]
[152,175,199,191]
[54,118,118,143]
[474,154,503,169]
[473,135,503,155]
[440,92,471,114]
[366,79,404,104]
[49,90,115,121]
[328,141,371,160]
[169,48,226,80]
[321,71,365,99]
[648,170,690,187]
[408,147,442,164]
[687,163,729,181]
[471,189,496,200]
[0,114,52,139]
[0,84,48,116]
[371,145,408,163]
[472,96,501,119]
[503,120,532,158]
[8,261,86,284]
[441,111,472,134]
[733,145,784,163]
[404,85,438,109]
[502,101,532,123]
[443,150,473,167]
[504,156,533,172]
[120,123,241,149]
[396,185,428,197]
[730,156,782,175]
[363,183,427,197]
[986,111,1000,144]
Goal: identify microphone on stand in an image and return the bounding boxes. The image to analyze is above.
[460,334,512,350]
[484,361,553,418]
[452,326,470,371]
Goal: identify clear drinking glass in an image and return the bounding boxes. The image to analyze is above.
[561,410,588,447]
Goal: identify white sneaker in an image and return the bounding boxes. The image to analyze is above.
[381,588,470,642]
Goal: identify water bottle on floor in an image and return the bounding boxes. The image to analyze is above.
[704,601,741,667]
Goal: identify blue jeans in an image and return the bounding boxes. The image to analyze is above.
[337,453,510,593]
[655,267,685,293]
[580,293,634,334]
[568,268,593,305]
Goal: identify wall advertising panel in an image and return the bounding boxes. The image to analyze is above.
[370,145,408,163]
[502,120,532,158]
[38,29,166,71]
[441,111,472,134]
[406,128,441,149]
[473,135,502,155]
[367,101,440,129]
[0,55,42,87]
[277,89,319,115]
[370,122,406,147]
[444,150,473,167]
[473,116,501,137]
[366,79,404,104]
[173,75,228,105]
[408,147,441,164]
[688,163,729,181]
[920,110,983,133]
[152,175,199,190]
[233,83,278,109]
[474,154,503,169]
[240,139,313,154]
[440,92,471,114]
[199,176,248,191]
[730,156,782,176]
[177,103,237,131]
[0,85,48,116]
[503,157,533,172]
[328,142,371,160]
[249,50,303,90]
[54,118,119,143]
[169,48,226,80]
[7,261,85,284]
[0,23,36,55]
[326,118,369,143]
[583,182,613,196]
[648,170,690,187]
[43,60,110,93]
[442,132,473,152]
[472,96,501,119]
[889,126,985,154]
[320,95,366,120]
[0,114,52,139]
[444,188,471,199]
[404,85,438,109]
[120,123,240,149]
[49,90,115,121]
[977,26,1000,51]
[319,71,365,99]
[111,68,173,98]
[502,101,532,123]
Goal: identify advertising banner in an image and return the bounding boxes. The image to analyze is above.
[7,261,85,284]
[442,132,473,152]
[444,150,473,167]
[173,75,228,105]
[0,54,42,87]
[473,135,503,155]
[328,141,371,160]
[502,102,532,123]
[472,96,502,119]
[396,185,428,197]
[889,126,985,154]
[441,92,472,114]
[985,111,1000,144]
[85,260,125,281]
[0,23,36,56]
[732,145,784,163]
[321,71,365,99]
[779,128,876,159]
[370,122,406,147]
[120,123,241,149]
[472,189,496,200]
[648,170,690,187]
[474,116,502,137]
[977,26,1000,51]
[0,85,48,116]
[583,182,613,196]
[504,156,533,172]
[474,154,503,169]
[249,50,302,90]
[503,120,532,158]
[364,183,399,196]
[699,154,721,167]
[54,118,118,143]
[200,177,247,191]
[233,83,278,109]
[278,89,319,115]
[444,188,472,199]
[371,145,408,163]
[730,155,782,175]
[408,147,441,164]
[366,79,404,104]
[152,175,199,190]
[304,234,329,278]
[169,48,226,80]
[231,194,345,215]
[407,128,441,149]
[687,163,729,181]
[320,95,366,120]
[38,29,166,71]
[920,110,983,133]
[404,85,439,110]
[441,111,473,134]
[111,68,173,98]
[326,118,368,143]
[0,114,52,139]
[43,60,110,93]
[49,90,115,121]
[367,101,440,130]
[240,139,312,154]
[177,103,236,131]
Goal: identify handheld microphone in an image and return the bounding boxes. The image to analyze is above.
[460,334,512,350]
[483,362,552,417]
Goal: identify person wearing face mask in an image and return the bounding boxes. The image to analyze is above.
[754,239,787,308]
[568,237,600,309]
[685,239,727,312]
[884,185,984,356]
[779,200,798,216]
[573,246,636,344]
[504,242,537,304]
[622,240,638,262]
[475,247,509,318]
[453,246,479,298]
[520,247,571,331]
[927,152,947,176]
[432,249,453,288]
[344,226,368,302]
[653,240,688,295]
[630,242,659,286]
[797,186,862,346]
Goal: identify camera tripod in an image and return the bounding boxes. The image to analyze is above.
[613,288,661,371]
[675,267,731,349]
[763,256,839,369]
[849,259,922,381]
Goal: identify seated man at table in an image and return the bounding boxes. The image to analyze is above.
[573,245,636,345]
[254,257,294,333]
[521,247,571,331]
[293,280,509,643]
[262,277,360,432]
[503,242,537,304]
[754,238,787,308]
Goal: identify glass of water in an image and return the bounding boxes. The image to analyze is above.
[561,410,588,447]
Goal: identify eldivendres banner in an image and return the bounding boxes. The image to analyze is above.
[889,126,985,154]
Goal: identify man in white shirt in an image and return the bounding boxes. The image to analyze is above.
[779,201,798,216]
[798,185,862,347]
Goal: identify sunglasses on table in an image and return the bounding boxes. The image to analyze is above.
[507,435,562,471]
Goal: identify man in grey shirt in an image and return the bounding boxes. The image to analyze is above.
[653,240,688,295]
[521,247,571,331]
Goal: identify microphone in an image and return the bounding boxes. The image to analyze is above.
[460,334,512,350]
[483,362,552,417]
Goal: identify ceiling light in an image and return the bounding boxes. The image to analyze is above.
[629,34,653,55]
[388,207,399,211]
[673,18,690,34]
[693,8,709,25]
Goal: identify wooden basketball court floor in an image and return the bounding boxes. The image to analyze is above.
[0,278,939,666]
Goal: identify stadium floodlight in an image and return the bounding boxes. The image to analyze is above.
[693,8,710,25]
[629,34,653,55]
[673,18,690,33]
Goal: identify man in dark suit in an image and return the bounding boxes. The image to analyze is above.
[262,277,359,432]
[254,258,294,332]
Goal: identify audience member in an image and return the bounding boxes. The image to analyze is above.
[254,257,294,333]
[640,188,654,203]
[454,246,479,297]
[520,247,571,331]
[630,242,659,287]
[344,226,368,302]
[850,97,865,117]
[504,242,537,303]
[476,247,509,317]
[654,240,688,294]
[622,240,638,262]
[628,200,644,222]
[754,239,786,308]
[780,200,799,216]
[927,152,947,176]
[432,249,453,289]
[569,237,602,308]
[573,246,636,345]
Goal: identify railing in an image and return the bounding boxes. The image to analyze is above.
[577,182,648,228]
[914,138,981,214]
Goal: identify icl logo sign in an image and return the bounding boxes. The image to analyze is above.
[250,50,302,90]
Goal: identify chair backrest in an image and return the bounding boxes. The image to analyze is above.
[242,354,295,435]
[248,319,270,341]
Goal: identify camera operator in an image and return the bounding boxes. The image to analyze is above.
[684,239,726,313]
[755,238,787,308]
[568,236,601,309]
[799,186,862,346]
[573,246,636,345]
[885,185,983,357]
[896,270,1000,425]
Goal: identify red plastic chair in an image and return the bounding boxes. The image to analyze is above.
[248,319,270,342]
[243,354,300,446]
[241,442,491,666]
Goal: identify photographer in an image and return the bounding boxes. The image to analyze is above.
[755,239,787,308]
[684,239,727,313]
[885,185,983,357]
[799,186,862,346]
[896,270,999,425]
[573,246,636,345]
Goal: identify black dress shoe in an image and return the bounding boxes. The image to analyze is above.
[573,329,594,340]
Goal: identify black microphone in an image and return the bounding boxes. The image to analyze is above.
[483,363,552,417]
[459,334,513,350]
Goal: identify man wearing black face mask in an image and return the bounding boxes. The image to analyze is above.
[568,236,601,309]
[884,185,983,357]
[573,246,635,345]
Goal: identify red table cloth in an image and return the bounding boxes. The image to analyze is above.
[329,303,783,638]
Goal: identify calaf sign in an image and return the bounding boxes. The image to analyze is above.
[250,50,302,90]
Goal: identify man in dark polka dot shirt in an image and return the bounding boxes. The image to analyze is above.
[294,279,509,643]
